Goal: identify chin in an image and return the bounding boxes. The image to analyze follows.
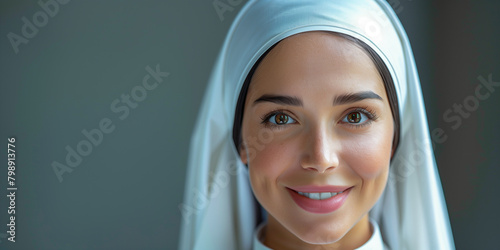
[291,222,348,245]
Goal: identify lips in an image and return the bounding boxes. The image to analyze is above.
[287,185,352,214]
[289,185,350,193]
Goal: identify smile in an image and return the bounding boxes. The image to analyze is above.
[287,186,352,214]
[296,191,344,200]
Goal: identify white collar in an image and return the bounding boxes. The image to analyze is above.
[252,218,387,250]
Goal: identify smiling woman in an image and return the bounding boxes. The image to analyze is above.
[180,0,455,250]
[238,32,395,249]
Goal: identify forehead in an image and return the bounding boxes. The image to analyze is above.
[247,31,385,99]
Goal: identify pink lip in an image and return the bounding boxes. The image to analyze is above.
[287,186,353,214]
[289,185,351,193]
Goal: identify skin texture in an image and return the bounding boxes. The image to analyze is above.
[239,32,394,250]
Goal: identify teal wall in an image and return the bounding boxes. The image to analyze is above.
[0,0,498,249]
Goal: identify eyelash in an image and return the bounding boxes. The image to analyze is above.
[260,109,296,129]
[259,107,379,129]
[341,107,379,129]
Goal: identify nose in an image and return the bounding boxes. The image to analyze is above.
[300,127,340,173]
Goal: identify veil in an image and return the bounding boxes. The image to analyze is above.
[179,0,455,249]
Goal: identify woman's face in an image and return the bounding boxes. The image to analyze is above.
[239,32,394,249]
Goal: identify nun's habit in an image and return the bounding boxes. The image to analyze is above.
[179,0,455,249]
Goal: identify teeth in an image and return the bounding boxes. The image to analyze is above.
[296,191,341,200]
[309,193,320,199]
[319,192,331,199]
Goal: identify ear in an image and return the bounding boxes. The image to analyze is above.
[239,141,249,165]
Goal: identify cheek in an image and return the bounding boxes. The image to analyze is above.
[342,128,393,179]
[341,126,393,211]
[248,140,293,188]
[246,135,299,208]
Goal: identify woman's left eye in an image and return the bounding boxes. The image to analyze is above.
[342,111,370,124]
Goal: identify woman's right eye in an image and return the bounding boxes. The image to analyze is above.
[262,112,296,126]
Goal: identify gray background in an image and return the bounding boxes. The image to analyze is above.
[0,0,498,249]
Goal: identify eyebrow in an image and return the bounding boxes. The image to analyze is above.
[253,94,303,106]
[332,91,383,106]
[252,91,383,107]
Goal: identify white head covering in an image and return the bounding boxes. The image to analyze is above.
[179,0,455,249]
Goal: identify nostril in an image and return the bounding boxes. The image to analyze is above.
[301,162,337,173]
[300,148,340,172]
[300,129,340,171]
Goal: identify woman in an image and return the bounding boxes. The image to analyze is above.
[179,0,455,249]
